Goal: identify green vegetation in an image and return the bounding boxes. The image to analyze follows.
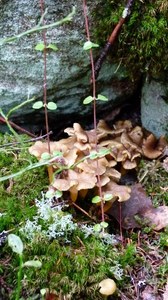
[93,0,168,77]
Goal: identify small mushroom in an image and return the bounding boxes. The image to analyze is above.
[78,157,109,176]
[99,278,117,296]
[120,132,142,153]
[97,119,124,140]
[52,169,97,202]
[114,120,132,131]
[128,126,143,146]
[64,123,88,143]
[142,134,167,159]
[102,182,131,202]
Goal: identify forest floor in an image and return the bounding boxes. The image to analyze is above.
[0,121,168,300]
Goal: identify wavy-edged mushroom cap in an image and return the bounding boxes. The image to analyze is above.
[29,141,62,159]
[142,134,166,159]
[97,119,125,140]
[120,132,142,153]
[128,126,143,146]
[78,157,109,176]
[114,120,133,131]
[122,159,137,169]
[102,182,131,202]
[64,123,88,143]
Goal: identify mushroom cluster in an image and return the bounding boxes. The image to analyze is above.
[29,120,167,203]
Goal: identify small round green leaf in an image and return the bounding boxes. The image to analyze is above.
[8,234,23,255]
[104,194,113,201]
[83,96,94,105]
[93,224,101,232]
[92,195,101,203]
[55,190,63,198]
[89,151,98,160]
[100,221,108,228]
[83,41,99,50]
[23,260,42,268]
[53,151,63,157]
[97,94,108,101]
[46,190,55,198]
[47,102,57,110]
[35,43,45,51]
[47,43,58,51]
[32,101,43,109]
[41,152,51,160]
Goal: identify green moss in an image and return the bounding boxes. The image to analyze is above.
[92,0,168,77]
[0,133,48,231]
[137,159,168,206]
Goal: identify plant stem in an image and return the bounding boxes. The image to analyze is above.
[83,0,104,223]
[15,254,23,300]
[40,0,53,183]
[0,7,75,45]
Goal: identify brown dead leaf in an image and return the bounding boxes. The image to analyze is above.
[162,157,168,172]
[107,183,153,229]
[141,285,162,300]
[46,292,59,300]
[143,206,168,231]
[163,280,168,300]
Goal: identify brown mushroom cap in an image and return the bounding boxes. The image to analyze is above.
[120,132,142,153]
[142,134,165,159]
[128,126,143,146]
[78,157,109,176]
[29,141,62,159]
[114,120,132,131]
[102,182,131,202]
[64,123,88,143]
[97,119,125,140]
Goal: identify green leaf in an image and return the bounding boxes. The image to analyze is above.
[104,194,113,201]
[97,94,108,101]
[32,101,43,109]
[100,221,108,228]
[35,43,45,51]
[53,151,63,157]
[47,102,57,110]
[23,260,42,268]
[83,96,94,104]
[40,289,47,296]
[45,190,55,198]
[89,151,98,160]
[92,195,101,203]
[47,43,58,51]
[97,148,110,157]
[83,41,99,50]
[55,190,63,198]
[93,224,101,232]
[8,234,23,255]
[41,152,51,160]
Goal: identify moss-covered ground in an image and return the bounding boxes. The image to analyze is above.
[0,133,168,299]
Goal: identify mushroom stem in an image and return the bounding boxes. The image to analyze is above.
[47,165,54,184]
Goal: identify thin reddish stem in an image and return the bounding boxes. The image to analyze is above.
[39,0,50,153]
[83,0,104,223]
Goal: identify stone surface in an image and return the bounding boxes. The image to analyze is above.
[0,0,139,134]
[141,80,168,137]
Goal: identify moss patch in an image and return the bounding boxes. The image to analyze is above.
[92,0,168,77]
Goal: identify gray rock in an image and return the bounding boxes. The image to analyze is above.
[0,0,139,133]
[141,80,168,138]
